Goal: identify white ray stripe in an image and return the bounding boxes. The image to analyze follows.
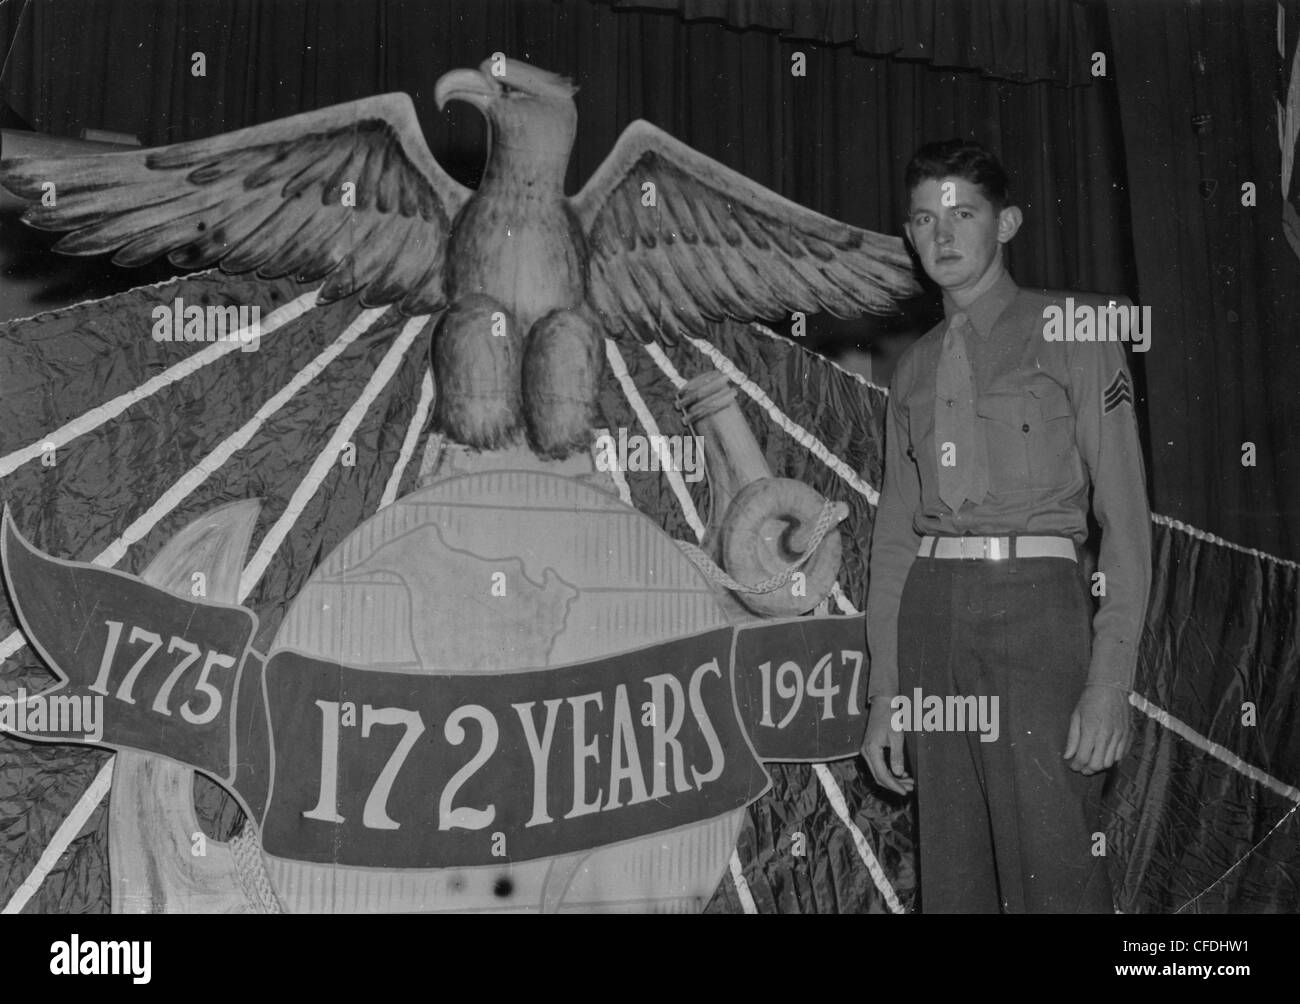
[682,334,880,505]
[239,314,432,601]
[102,307,390,570]
[829,581,857,615]
[0,305,391,665]
[603,339,706,542]
[0,289,322,479]
[728,850,758,914]
[591,427,633,506]
[642,341,686,389]
[2,759,114,914]
[1130,692,1300,803]
[379,368,435,509]
[813,763,905,914]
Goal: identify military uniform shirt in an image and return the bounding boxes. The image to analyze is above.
[865,270,1152,700]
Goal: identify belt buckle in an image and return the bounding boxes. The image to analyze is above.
[986,536,1002,560]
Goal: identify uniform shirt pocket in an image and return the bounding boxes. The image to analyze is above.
[974,390,1031,494]
[1025,383,1078,490]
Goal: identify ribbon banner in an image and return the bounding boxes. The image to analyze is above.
[1,515,869,869]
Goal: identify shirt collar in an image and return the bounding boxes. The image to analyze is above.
[942,269,1019,339]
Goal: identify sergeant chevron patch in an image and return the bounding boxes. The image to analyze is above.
[1103,368,1133,414]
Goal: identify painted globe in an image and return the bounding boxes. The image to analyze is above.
[264,468,745,912]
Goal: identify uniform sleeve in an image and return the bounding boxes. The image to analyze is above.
[1070,337,1152,691]
[865,359,924,702]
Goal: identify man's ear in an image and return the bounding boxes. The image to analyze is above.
[997,205,1023,244]
[903,220,916,253]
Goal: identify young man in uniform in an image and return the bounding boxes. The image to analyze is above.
[862,139,1152,913]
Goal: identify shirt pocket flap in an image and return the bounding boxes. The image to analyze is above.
[1028,385,1073,421]
[974,391,1023,425]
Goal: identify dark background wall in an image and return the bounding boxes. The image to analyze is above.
[1,0,1295,557]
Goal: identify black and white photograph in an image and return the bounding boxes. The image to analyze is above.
[0,0,1295,977]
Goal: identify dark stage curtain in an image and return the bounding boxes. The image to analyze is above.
[1108,0,1300,559]
[601,0,1104,84]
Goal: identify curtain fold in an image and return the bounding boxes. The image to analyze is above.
[1108,0,1300,559]
[601,0,1104,85]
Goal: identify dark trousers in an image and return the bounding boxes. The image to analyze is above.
[898,553,1113,914]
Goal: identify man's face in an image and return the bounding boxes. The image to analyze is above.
[905,177,1014,296]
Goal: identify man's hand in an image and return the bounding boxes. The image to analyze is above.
[861,696,914,795]
[1063,684,1133,775]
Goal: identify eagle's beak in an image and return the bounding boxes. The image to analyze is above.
[435,68,496,112]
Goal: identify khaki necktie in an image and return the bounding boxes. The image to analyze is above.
[934,311,989,512]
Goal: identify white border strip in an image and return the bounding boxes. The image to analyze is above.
[379,368,436,509]
[749,321,890,395]
[0,289,323,478]
[1150,513,1300,572]
[0,268,220,329]
[239,314,431,600]
[2,758,114,914]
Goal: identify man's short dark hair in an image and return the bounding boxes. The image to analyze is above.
[904,139,1010,211]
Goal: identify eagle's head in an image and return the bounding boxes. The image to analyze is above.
[435,57,578,178]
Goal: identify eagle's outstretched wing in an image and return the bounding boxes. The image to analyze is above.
[0,93,470,315]
[571,120,919,343]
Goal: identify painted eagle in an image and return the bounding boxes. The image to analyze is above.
[0,56,917,459]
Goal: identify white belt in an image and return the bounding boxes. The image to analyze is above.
[918,535,1076,562]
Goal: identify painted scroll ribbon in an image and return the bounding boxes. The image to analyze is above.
[1,513,869,870]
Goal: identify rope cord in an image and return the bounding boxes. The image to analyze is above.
[677,498,846,594]
[230,821,283,913]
